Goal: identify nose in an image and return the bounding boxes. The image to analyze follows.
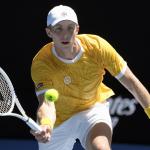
[64,34,69,40]
[61,32,70,41]
[60,29,72,41]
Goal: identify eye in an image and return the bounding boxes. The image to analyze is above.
[68,26,75,32]
[53,27,62,33]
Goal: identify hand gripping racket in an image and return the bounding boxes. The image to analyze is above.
[0,67,41,132]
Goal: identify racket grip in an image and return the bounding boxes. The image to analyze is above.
[26,118,42,132]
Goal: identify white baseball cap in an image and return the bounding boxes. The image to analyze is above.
[47,5,78,26]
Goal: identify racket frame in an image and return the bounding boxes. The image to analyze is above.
[0,67,41,132]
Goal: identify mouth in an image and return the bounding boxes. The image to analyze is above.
[61,41,70,45]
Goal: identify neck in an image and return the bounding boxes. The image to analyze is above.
[54,40,80,60]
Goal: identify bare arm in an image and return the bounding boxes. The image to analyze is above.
[118,66,150,114]
[37,93,56,125]
[30,92,56,143]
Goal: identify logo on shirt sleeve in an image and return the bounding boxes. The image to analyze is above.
[36,83,44,89]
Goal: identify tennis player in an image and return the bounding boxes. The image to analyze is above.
[30,5,150,150]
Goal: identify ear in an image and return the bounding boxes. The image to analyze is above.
[75,25,80,35]
[45,27,52,38]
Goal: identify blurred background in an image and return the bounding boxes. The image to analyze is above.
[1,0,149,149]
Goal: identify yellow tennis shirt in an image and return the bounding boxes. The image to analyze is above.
[31,34,127,127]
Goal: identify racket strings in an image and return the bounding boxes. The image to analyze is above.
[0,73,13,113]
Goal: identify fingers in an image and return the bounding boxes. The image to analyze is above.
[30,125,52,143]
[31,130,50,143]
[35,131,50,143]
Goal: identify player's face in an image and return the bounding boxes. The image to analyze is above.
[46,20,79,49]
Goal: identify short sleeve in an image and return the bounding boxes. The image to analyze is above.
[100,37,127,79]
[31,61,53,93]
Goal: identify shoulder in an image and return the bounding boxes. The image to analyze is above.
[77,34,102,42]
[31,42,53,72]
[77,34,108,48]
[32,42,52,63]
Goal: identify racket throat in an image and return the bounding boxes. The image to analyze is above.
[25,117,30,122]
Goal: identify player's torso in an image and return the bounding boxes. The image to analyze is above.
[43,39,105,101]
[33,34,113,126]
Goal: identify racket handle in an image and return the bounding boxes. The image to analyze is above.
[26,118,42,132]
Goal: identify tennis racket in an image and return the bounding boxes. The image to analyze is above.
[0,67,42,132]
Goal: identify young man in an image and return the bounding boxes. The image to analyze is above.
[30,5,150,150]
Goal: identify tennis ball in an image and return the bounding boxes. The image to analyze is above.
[44,89,59,102]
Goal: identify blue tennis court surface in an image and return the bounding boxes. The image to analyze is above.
[0,139,150,150]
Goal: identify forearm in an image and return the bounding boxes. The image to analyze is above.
[30,93,56,143]
[37,93,56,128]
[130,80,150,108]
[119,67,150,108]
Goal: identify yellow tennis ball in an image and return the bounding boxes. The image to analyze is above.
[44,89,59,102]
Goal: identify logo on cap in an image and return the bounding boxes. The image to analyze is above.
[61,11,68,17]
